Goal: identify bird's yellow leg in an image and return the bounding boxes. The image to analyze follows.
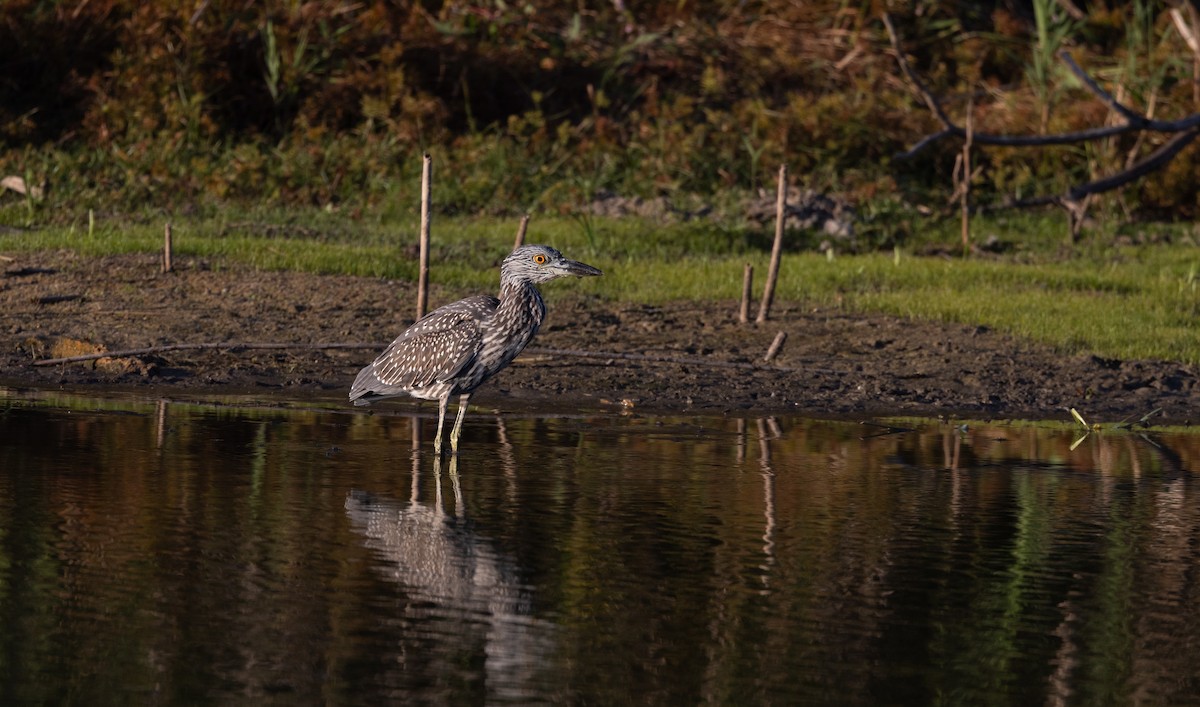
[450,393,471,454]
[434,397,449,456]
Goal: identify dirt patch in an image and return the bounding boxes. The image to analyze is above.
[2,251,1196,424]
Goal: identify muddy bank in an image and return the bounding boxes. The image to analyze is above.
[2,251,1196,424]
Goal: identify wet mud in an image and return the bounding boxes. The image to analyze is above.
[3,252,1196,424]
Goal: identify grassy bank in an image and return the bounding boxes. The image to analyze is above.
[2,209,1197,365]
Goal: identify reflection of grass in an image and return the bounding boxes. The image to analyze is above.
[1,210,1197,365]
[876,416,1195,436]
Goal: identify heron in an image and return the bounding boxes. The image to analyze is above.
[349,244,603,454]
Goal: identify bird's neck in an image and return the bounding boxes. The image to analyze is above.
[498,280,547,329]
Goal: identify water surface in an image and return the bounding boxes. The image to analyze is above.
[1,391,1198,705]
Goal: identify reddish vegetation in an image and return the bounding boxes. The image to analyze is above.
[2,2,1197,217]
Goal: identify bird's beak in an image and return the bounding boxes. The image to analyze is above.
[558,259,603,278]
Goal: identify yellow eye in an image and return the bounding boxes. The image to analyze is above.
[533,254,547,264]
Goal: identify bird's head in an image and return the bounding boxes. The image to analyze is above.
[502,245,603,285]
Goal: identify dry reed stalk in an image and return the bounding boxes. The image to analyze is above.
[756,164,787,323]
[739,264,753,324]
[960,100,973,255]
[162,223,173,273]
[416,153,432,320]
[514,213,530,250]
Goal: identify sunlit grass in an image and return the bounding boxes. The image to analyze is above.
[1,209,1197,364]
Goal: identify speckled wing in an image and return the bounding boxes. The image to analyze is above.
[359,295,499,396]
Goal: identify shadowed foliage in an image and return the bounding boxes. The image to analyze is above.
[0,1,1197,222]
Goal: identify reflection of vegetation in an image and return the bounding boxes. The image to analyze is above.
[1,397,1199,702]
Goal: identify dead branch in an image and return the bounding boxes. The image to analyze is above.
[886,14,1200,155]
[1004,126,1200,211]
[522,347,814,374]
[1068,128,1200,200]
[33,342,378,366]
[514,213,531,250]
[32,341,820,375]
[884,13,1200,228]
[1171,4,1200,106]
[763,332,788,362]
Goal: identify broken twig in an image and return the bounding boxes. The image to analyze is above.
[739,263,753,324]
[763,331,787,362]
[33,340,820,375]
[33,342,378,366]
[163,223,173,273]
[514,213,530,250]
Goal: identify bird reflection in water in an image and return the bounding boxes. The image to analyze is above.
[345,455,558,702]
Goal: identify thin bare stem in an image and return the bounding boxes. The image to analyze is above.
[739,263,753,324]
[162,223,173,273]
[763,331,787,362]
[756,164,787,324]
[514,213,530,250]
[961,99,973,255]
[416,153,432,320]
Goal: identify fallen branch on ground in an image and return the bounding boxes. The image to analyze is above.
[523,347,811,373]
[882,13,1200,237]
[32,341,817,374]
[884,15,1200,155]
[32,342,379,366]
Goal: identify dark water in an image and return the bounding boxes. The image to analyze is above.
[2,390,1198,705]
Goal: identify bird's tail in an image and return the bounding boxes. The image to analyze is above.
[349,363,410,406]
[349,364,380,405]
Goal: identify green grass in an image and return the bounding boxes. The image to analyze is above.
[2,206,1197,365]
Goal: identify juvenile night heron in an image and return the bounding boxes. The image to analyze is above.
[349,245,603,454]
